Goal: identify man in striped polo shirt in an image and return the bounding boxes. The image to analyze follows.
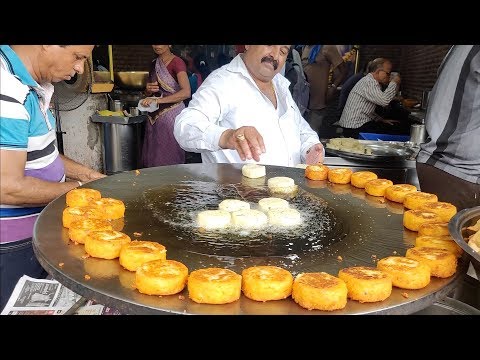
[0,45,106,310]
[416,45,480,210]
[337,58,402,139]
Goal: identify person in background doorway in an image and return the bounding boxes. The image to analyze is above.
[301,45,349,134]
[0,45,106,311]
[194,53,211,83]
[416,45,480,211]
[337,58,404,138]
[217,52,232,68]
[141,45,191,167]
[174,45,324,166]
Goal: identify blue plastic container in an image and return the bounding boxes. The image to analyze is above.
[359,133,410,142]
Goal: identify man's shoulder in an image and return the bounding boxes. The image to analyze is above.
[0,66,30,105]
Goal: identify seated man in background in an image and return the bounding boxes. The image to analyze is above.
[174,45,324,167]
[337,59,375,114]
[337,58,405,139]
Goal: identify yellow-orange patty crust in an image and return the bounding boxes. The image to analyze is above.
[136,259,188,296]
[338,266,392,303]
[292,272,347,311]
[119,240,167,271]
[241,266,293,302]
[188,268,242,304]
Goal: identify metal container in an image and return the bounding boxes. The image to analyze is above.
[91,114,146,175]
[410,124,427,145]
[114,71,149,90]
[110,99,123,112]
[421,89,431,110]
[129,107,139,116]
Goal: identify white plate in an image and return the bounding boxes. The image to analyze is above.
[137,98,159,113]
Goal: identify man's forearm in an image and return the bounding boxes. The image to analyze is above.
[60,154,104,182]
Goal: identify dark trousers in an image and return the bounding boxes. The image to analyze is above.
[342,119,411,139]
[0,238,48,312]
[416,162,480,211]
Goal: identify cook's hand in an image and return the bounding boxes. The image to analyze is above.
[79,169,107,183]
[141,97,158,106]
[219,126,265,162]
[146,81,159,94]
[305,143,324,165]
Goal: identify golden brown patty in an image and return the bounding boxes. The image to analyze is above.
[415,235,463,257]
[68,218,113,244]
[188,268,242,304]
[328,168,353,184]
[377,256,430,289]
[66,188,102,207]
[62,206,105,229]
[119,240,167,272]
[338,266,392,303]
[403,191,438,210]
[350,171,378,189]
[384,184,417,203]
[419,202,457,222]
[403,210,443,232]
[84,230,131,259]
[406,247,457,278]
[136,259,188,296]
[364,179,394,197]
[305,164,329,181]
[241,266,293,301]
[92,198,126,220]
[418,222,450,237]
[292,272,347,311]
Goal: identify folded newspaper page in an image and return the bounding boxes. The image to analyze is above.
[1,275,121,315]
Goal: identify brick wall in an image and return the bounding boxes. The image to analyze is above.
[398,45,451,100]
[112,45,155,71]
[358,45,452,100]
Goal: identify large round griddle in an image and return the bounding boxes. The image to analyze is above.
[33,163,466,315]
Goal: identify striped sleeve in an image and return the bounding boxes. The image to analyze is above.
[360,78,398,107]
[0,66,30,150]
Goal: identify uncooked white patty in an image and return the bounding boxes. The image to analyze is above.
[196,210,231,229]
[218,199,251,212]
[231,209,268,229]
[267,208,302,226]
[242,164,266,179]
[258,197,290,212]
[267,176,296,194]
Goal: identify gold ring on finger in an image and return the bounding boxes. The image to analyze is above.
[236,134,246,141]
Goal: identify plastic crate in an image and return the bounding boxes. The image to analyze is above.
[359,133,410,142]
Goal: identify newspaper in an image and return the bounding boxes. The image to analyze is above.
[1,275,121,315]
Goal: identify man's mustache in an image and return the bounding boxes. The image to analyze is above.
[261,56,279,70]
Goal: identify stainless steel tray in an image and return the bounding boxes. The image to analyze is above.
[325,140,414,162]
[449,206,480,270]
[33,164,466,315]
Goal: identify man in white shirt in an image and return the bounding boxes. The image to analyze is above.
[173,45,324,167]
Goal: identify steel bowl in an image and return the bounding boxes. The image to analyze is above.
[114,71,149,90]
[449,206,480,270]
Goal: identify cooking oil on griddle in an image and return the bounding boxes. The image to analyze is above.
[142,181,346,262]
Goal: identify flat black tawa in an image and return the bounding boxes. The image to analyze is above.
[33,163,466,314]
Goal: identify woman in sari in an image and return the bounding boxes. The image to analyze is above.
[141,45,191,167]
